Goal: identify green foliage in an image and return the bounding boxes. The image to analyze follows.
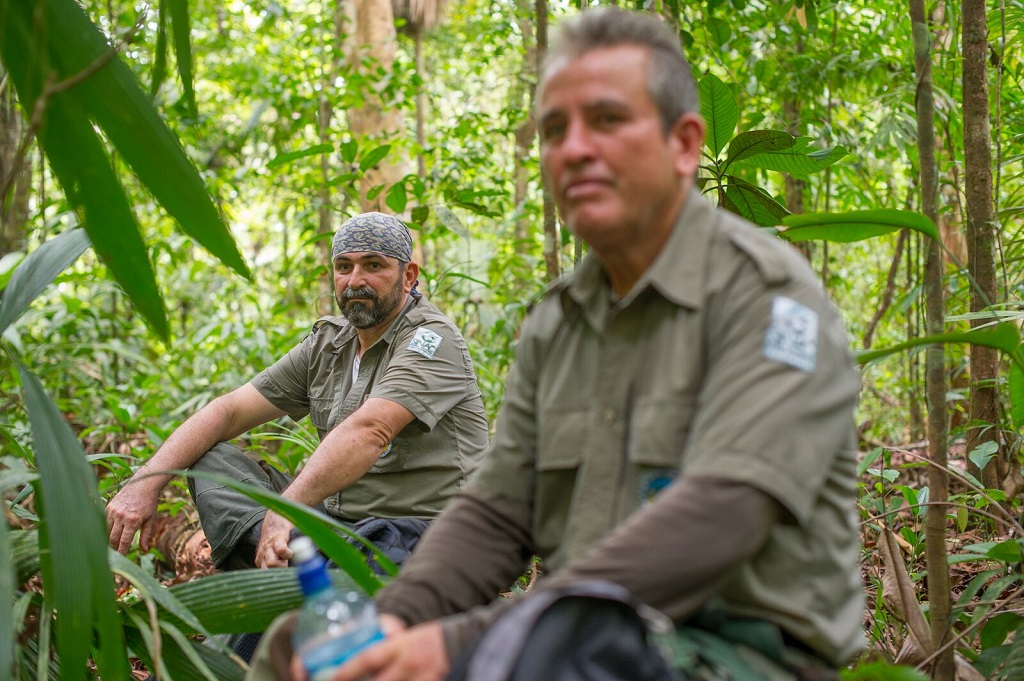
[696,74,848,226]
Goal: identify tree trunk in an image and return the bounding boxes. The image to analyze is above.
[346,0,414,215]
[512,0,537,263]
[1,67,30,257]
[315,2,345,317]
[911,0,954,677]
[536,0,559,282]
[962,0,1003,493]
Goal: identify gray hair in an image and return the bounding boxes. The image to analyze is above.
[539,7,700,133]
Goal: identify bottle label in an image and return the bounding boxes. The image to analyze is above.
[303,626,385,680]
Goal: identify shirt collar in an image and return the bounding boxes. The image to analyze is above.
[562,189,713,324]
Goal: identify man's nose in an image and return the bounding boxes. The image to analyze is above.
[346,265,369,287]
[560,120,596,163]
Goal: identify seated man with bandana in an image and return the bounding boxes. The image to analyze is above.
[105,212,489,575]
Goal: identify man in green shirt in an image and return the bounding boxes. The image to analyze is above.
[106,212,489,571]
[259,7,864,681]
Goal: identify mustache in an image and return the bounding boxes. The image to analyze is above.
[341,287,378,303]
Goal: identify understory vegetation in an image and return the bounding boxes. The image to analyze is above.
[2,0,1024,679]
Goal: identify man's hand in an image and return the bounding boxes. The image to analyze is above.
[256,511,295,568]
[106,481,161,554]
[329,621,449,681]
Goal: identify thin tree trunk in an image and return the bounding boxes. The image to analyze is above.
[1,67,30,256]
[317,2,347,317]
[536,0,559,282]
[962,0,1002,492]
[911,0,954,678]
[512,0,537,262]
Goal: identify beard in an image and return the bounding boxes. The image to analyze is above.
[337,275,405,329]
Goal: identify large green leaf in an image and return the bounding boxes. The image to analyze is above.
[731,137,848,178]
[780,209,940,243]
[19,364,130,681]
[723,176,791,227]
[723,130,796,168]
[698,74,737,158]
[178,470,392,591]
[159,568,308,634]
[0,227,90,335]
[150,0,169,98]
[16,0,250,280]
[2,0,170,338]
[856,323,1022,367]
[168,0,197,118]
[268,143,335,170]
[1011,362,1024,430]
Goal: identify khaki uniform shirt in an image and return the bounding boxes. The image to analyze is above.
[468,192,864,664]
[251,294,489,521]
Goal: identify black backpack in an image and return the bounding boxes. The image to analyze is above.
[447,580,682,681]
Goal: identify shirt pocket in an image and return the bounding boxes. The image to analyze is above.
[626,395,696,503]
[534,408,588,554]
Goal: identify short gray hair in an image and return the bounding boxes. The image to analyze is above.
[539,7,699,133]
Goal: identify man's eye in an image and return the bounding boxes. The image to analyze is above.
[541,124,565,141]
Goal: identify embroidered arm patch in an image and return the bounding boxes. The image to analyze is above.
[763,296,818,371]
[407,327,443,359]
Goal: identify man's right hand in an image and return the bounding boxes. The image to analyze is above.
[105,481,161,554]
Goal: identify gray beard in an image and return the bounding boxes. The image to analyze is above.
[337,282,403,329]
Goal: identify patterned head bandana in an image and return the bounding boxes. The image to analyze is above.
[331,212,414,262]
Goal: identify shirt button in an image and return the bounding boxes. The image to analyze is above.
[603,409,616,423]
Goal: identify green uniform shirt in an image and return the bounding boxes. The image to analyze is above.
[252,294,489,521]
[471,191,864,664]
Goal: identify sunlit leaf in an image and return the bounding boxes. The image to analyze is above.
[1,3,169,338]
[0,228,90,335]
[268,143,334,170]
[840,661,929,681]
[386,181,408,214]
[698,74,737,158]
[967,441,999,474]
[19,364,130,681]
[14,0,251,281]
[781,209,940,244]
[168,0,197,117]
[359,144,393,171]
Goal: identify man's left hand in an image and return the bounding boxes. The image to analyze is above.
[330,621,449,681]
[256,511,295,568]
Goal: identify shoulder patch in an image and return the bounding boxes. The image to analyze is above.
[407,327,443,359]
[763,296,818,372]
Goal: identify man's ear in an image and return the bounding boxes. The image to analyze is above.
[403,262,420,292]
[670,112,706,179]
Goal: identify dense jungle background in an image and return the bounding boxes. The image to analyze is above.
[2,0,1024,678]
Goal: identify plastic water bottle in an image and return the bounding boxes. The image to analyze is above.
[290,536,385,681]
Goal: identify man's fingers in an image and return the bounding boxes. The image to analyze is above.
[331,640,396,681]
[138,519,155,553]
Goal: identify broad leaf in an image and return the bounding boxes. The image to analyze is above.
[0,228,90,335]
[731,137,848,178]
[20,0,250,280]
[19,364,130,681]
[360,144,393,171]
[268,143,334,170]
[856,323,1021,366]
[1011,362,1024,430]
[967,441,999,474]
[1,2,170,337]
[159,568,309,634]
[177,470,392,591]
[698,74,737,158]
[840,661,929,681]
[168,0,197,118]
[150,0,169,98]
[780,209,940,243]
[723,176,791,226]
[724,130,796,168]
[386,181,408,214]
